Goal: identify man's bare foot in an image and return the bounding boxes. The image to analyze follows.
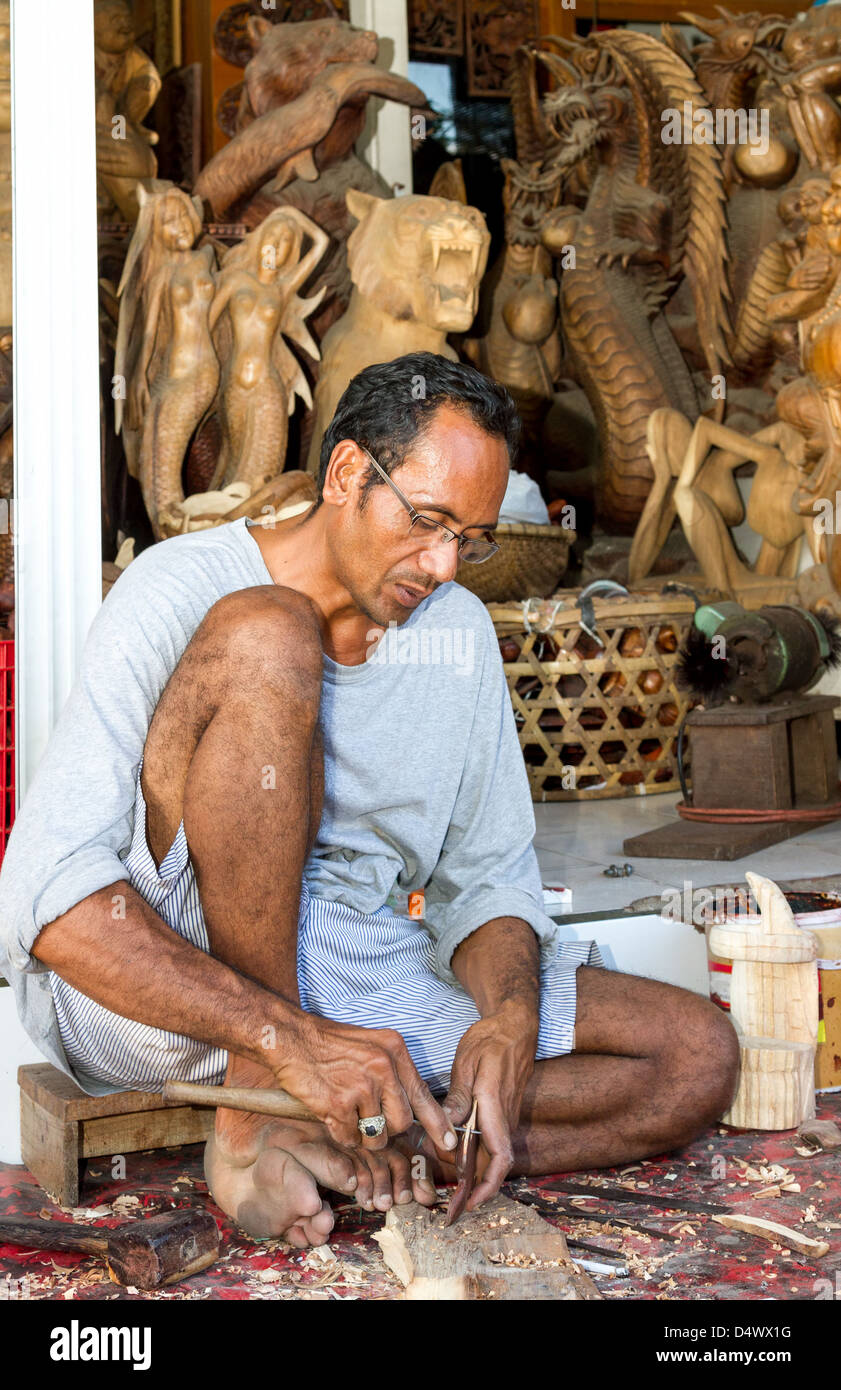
[205,1107,437,1245]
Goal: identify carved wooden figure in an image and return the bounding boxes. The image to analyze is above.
[94,0,162,222]
[305,191,490,473]
[115,184,219,539]
[208,207,328,495]
[709,872,818,1131]
[629,408,812,601]
[193,15,429,471]
[463,156,562,470]
[194,19,426,222]
[513,31,731,531]
[765,167,841,596]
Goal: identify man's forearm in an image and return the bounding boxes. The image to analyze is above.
[32,882,303,1075]
[450,917,540,1021]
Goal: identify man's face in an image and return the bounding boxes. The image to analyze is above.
[325,403,509,629]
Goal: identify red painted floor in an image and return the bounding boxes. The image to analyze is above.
[1,1094,839,1301]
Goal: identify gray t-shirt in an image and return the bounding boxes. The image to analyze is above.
[0,518,559,1074]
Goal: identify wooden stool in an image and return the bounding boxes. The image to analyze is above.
[18,1063,213,1207]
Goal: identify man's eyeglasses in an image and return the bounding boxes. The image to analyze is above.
[358,445,499,565]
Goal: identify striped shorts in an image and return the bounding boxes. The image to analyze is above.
[51,773,603,1096]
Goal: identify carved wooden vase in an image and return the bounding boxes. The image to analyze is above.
[709,872,818,1131]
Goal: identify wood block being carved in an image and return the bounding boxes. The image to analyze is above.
[372,1194,601,1300]
[709,872,818,1131]
[724,1040,815,1131]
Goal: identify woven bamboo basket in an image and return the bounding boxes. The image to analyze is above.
[489,589,700,801]
[456,522,575,603]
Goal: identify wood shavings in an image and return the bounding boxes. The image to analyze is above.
[668,1222,697,1238]
[306,1244,338,1265]
[732,1160,799,1190]
[487,1250,572,1270]
[111,1195,140,1213]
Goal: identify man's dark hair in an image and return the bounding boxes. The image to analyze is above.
[315,352,520,507]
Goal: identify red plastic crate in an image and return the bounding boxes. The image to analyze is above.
[0,638,14,863]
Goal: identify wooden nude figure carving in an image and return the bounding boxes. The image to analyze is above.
[709,873,818,1130]
[94,0,162,222]
[629,408,813,596]
[209,208,327,494]
[463,157,562,470]
[305,191,490,473]
[115,184,219,539]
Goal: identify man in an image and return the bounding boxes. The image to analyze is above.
[0,353,738,1245]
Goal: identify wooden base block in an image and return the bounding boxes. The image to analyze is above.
[372,1193,601,1300]
[623,819,802,861]
[624,696,841,861]
[18,1063,213,1207]
[722,1038,816,1131]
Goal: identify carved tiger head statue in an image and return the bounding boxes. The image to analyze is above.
[345,190,490,334]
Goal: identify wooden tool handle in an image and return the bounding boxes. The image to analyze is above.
[0,1216,108,1256]
[162,1078,316,1121]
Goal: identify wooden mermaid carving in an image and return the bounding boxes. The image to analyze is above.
[115,183,220,539]
[208,208,327,495]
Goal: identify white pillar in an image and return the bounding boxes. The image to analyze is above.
[11,0,102,795]
[350,0,414,195]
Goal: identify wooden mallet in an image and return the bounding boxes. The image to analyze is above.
[162,1078,316,1120]
[0,1207,220,1289]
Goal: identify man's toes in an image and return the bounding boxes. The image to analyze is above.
[252,1147,323,1221]
[283,1201,335,1249]
[299,1200,335,1246]
[283,1224,312,1249]
[225,1148,327,1239]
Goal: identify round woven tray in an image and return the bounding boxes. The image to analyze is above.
[456,522,575,603]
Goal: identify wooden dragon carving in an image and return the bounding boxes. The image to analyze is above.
[522,31,731,532]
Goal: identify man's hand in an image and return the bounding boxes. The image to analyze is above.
[271,1014,458,1156]
[442,1000,539,1209]
[443,916,542,1208]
